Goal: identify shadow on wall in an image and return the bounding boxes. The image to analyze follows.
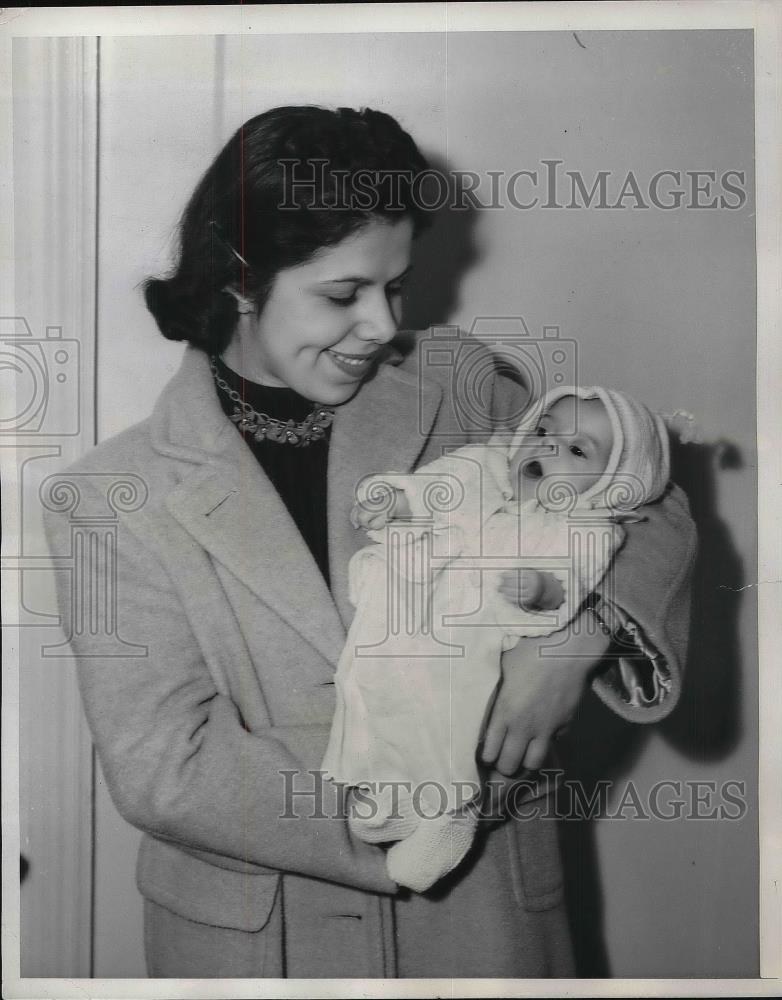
[390,173,747,977]
[661,437,746,758]
[397,153,482,345]
[557,436,746,976]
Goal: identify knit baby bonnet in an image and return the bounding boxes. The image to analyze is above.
[507,384,671,511]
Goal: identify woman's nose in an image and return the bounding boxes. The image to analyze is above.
[354,292,399,343]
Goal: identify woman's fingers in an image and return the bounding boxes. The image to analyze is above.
[479,718,507,765]
[482,767,515,822]
[495,730,530,776]
[522,736,550,771]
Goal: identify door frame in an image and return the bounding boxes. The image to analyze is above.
[9,34,99,978]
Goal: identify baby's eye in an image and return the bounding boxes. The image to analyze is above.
[535,426,547,437]
[570,445,586,458]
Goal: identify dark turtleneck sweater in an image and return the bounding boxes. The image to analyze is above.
[211,354,332,589]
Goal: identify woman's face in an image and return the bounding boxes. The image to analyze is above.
[224,216,414,404]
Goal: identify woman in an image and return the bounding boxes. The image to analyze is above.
[43,106,696,978]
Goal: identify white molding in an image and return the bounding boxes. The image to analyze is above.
[12,35,98,978]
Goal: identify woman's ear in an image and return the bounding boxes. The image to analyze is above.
[223,287,255,314]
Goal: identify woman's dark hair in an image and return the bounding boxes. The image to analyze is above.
[144,105,431,353]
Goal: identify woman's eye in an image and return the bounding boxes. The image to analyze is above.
[387,284,404,298]
[570,445,586,458]
[327,292,357,307]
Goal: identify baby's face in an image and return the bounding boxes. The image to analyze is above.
[509,395,614,503]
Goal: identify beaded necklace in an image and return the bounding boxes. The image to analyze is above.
[209,356,335,447]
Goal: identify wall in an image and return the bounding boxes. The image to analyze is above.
[27,28,758,977]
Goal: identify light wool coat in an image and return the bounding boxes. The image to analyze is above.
[43,340,696,978]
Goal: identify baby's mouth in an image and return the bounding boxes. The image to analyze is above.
[522,459,543,479]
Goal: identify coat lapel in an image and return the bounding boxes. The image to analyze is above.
[153,348,345,668]
[151,346,442,667]
[165,461,347,669]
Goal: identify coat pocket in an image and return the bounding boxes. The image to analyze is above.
[136,835,280,931]
[504,812,565,912]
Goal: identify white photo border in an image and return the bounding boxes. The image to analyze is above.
[1,2,779,998]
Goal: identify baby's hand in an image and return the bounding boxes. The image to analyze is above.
[350,487,412,531]
[499,569,552,611]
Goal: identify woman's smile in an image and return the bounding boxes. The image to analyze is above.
[325,347,381,378]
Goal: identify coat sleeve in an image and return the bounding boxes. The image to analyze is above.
[590,483,697,722]
[490,367,697,723]
[42,475,398,895]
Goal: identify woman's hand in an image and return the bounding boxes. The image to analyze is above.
[480,619,612,775]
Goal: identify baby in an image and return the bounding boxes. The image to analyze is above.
[321,385,671,892]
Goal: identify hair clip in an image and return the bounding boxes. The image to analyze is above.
[208,220,250,269]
